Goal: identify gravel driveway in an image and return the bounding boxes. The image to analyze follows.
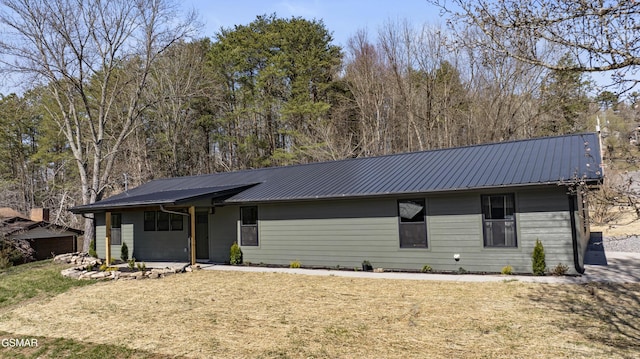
[603,235,640,252]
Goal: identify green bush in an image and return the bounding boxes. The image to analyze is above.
[551,263,569,276]
[501,265,513,275]
[361,260,373,271]
[421,264,432,273]
[230,242,243,265]
[532,239,546,276]
[128,258,136,270]
[88,238,97,258]
[289,260,301,268]
[120,242,129,262]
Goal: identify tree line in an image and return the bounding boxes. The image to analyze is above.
[0,1,639,245]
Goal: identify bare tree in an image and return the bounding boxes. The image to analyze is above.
[430,0,640,91]
[0,0,196,250]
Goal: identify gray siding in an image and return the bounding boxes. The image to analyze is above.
[209,206,239,263]
[95,213,105,258]
[94,212,135,261]
[241,186,578,274]
[133,211,189,261]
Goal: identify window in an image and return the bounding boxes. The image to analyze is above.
[398,199,427,248]
[157,212,170,231]
[111,213,122,245]
[144,211,156,231]
[170,213,183,231]
[146,211,184,231]
[240,206,258,246]
[482,194,517,247]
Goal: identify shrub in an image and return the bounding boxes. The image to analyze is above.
[136,262,146,271]
[421,264,432,273]
[230,242,243,265]
[289,260,301,268]
[551,263,569,276]
[120,242,129,262]
[99,263,108,271]
[109,257,116,265]
[0,238,34,267]
[0,251,12,270]
[501,265,513,275]
[88,238,97,258]
[532,239,546,276]
[458,267,468,274]
[361,260,373,271]
[128,258,136,270]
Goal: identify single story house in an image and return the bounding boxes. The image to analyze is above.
[1,208,83,260]
[71,133,602,274]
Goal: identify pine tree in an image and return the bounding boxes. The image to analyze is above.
[532,239,546,276]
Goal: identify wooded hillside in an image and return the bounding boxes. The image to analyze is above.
[0,1,639,236]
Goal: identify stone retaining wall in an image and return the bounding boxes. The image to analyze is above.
[54,252,200,281]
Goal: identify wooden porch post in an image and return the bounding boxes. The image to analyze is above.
[189,206,196,265]
[105,211,112,265]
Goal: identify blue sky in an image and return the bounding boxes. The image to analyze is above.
[186,0,440,47]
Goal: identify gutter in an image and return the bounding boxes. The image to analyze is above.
[159,205,189,218]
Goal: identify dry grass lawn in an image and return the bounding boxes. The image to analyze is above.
[0,270,638,358]
[592,210,640,237]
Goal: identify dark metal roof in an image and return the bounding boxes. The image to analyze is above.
[70,184,257,213]
[71,133,602,212]
[1,217,83,236]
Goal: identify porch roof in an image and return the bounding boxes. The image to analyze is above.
[70,183,257,213]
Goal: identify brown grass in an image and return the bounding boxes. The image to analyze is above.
[592,210,640,237]
[0,271,638,358]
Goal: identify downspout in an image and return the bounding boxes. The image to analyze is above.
[159,205,192,263]
[568,194,584,274]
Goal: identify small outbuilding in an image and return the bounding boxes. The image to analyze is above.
[71,133,603,274]
[1,208,83,260]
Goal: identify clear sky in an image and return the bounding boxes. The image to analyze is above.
[186,0,441,47]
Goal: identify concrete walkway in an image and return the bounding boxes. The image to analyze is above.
[202,251,640,284]
[138,250,639,284]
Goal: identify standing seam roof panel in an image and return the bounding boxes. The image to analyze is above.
[70,133,603,212]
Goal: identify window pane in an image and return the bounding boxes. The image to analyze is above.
[241,226,258,246]
[111,228,122,245]
[241,207,258,225]
[144,211,156,231]
[398,199,427,248]
[399,222,427,248]
[157,212,170,231]
[505,194,515,218]
[482,194,517,248]
[111,213,122,228]
[398,199,425,223]
[490,196,505,219]
[171,213,183,231]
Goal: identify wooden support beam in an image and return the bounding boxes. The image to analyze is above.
[105,211,112,265]
[189,206,196,265]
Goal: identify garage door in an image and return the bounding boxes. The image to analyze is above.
[31,236,75,260]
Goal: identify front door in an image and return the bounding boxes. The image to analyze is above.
[195,212,209,260]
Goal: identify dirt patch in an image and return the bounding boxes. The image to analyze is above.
[0,271,638,358]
